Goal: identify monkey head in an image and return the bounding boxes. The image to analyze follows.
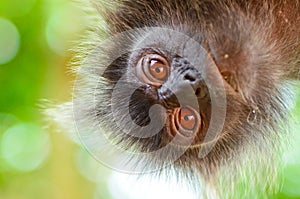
[51,0,300,198]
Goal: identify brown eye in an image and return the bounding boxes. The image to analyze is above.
[149,59,168,80]
[179,107,197,130]
[171,106,201,139]
[136,54,170,87]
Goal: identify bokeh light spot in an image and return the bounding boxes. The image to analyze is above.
[281,164,300,197]
[45,4,85,55]
[0,18,20,65]
[282,122,300,165]
[1,123,51,172]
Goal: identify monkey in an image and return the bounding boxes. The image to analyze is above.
[48,0,300,198]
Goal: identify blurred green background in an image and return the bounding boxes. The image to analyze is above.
[0,0,299,199]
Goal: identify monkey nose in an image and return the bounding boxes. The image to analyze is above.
[158,78,209,108]
[182,70,209,99]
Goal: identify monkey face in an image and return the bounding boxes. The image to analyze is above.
[91,27,260,172]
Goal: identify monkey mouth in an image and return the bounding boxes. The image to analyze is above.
[168,106,202,146]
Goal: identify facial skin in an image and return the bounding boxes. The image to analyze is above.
[52,0,300,198]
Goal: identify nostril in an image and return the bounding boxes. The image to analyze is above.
[195,86,208,98]
[184,74,196,82]
[195,88,201,96]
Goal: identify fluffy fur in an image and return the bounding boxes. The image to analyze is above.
[49,0,300,198]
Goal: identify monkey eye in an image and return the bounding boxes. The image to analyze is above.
[171,106,201,138]
[179,108,197,130]
[136,54,170,87]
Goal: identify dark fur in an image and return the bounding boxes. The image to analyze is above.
[51,0,300,198]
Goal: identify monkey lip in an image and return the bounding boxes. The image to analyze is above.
[168,106,202,145]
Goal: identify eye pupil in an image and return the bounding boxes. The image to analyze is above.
[155,67,162,73]
[184,115,190,121]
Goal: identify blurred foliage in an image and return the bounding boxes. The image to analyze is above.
[0,0,112,199]
[0,0,299,199]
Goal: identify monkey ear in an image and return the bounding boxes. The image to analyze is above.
[44,102,81,144]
